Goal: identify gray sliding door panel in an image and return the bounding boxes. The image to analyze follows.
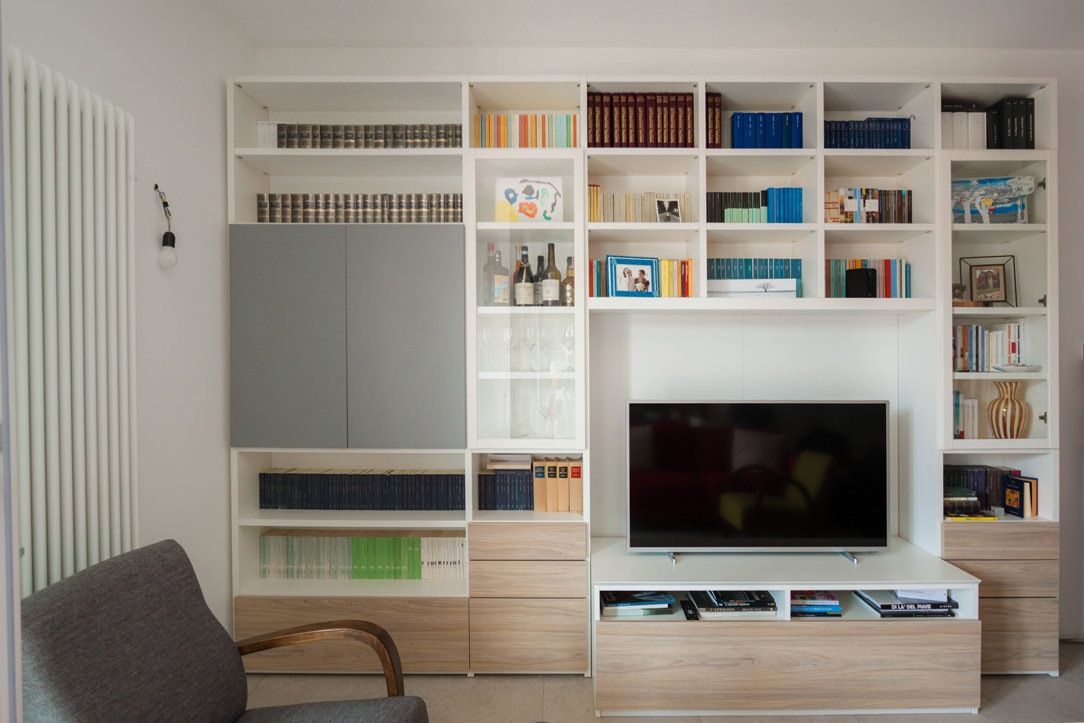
[347,225,465,448]
[230,225,347,448]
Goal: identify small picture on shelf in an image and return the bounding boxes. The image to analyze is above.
[960,255,1017,306]
[606,255,659,297]
[495,176,563,222]
[656,197,681,223]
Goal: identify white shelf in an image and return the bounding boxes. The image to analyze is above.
[588,296,934,314]
[237,509,467,528]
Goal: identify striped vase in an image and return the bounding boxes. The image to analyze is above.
[987,381,1030,439]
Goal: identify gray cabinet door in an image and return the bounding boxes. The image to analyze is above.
[230,225,347,448]
[346,225,465,448]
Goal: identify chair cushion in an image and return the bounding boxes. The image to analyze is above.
[239,696,428,723]
[21,539,248,722]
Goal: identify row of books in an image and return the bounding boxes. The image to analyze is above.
[941,97,1035,150]
[707,257,802,282]
[706,188,804,223]
[824,188,913,224]
[255,192,464,224]
[658,259,694,298]
[944,463,1014,511]
[472,112,578,148]
[476,456,584,513]
[586,187,692,223]
[825,258,912,298]
[854,589,957,617]
[953,323,1025,372]
[266,122,463,150]
[258,468,466,511]
[942,463,1039,518]
[585,92,696,148]
[259,532,466,580]
[824,117,912,149]
[952,392,980,441]
[729,111,804,149]
[688,589,778,619]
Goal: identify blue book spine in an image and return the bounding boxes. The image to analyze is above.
[792,604,843,614]
[756,112,767,148]
[767,112,782,148]
[791,112,803,148]
[743,113,756,148]
[773,258,785,278]
[781,113,792,148]
[732,112,745,148]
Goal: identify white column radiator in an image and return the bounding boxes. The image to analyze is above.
[5,49,137,594]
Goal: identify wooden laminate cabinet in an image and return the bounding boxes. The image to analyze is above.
[468,522,589,673]
[943,520,1060,674]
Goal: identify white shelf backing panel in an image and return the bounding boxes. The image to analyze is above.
[235,149,464,179]
[940,79,1056,150]
[822,79,938,149]
[705,78,818,150]
[469,77,583,113]
[588,225,701,270]
[473,151,580,224]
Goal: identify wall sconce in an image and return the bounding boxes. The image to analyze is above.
[154,184,177,268]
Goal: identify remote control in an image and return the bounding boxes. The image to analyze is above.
[681,600,699,620]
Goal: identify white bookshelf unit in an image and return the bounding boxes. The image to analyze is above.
[226,75,1058,697]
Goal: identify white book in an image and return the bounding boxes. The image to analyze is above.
[896,588,949,603]
[941,111,954,149]
[952,112,970,150]
[968,112,987,150]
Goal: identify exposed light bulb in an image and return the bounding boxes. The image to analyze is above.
[158,230,177,268]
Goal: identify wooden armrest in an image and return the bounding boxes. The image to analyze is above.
[236,619,405,696]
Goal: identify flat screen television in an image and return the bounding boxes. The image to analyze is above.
[626,400,889,553]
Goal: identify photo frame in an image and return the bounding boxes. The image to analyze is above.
[606,255,660,297]
[959,255,1017,306]
[656,197,681,223]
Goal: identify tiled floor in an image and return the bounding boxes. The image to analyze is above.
[247,641,1084,722]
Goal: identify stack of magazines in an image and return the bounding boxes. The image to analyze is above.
[687,590,778,619]
[854,589,958,617]
[600,590,675,617]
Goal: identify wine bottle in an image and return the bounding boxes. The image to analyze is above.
[513,245,535,306]
[534,254,545,306]
[541,242,562,306]
[481,243,496,305]
[560,255,575,306]
[492,250,510,306]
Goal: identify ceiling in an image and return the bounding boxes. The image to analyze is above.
[218,0,1084,50]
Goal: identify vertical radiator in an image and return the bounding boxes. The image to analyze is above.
[5,49,137,594]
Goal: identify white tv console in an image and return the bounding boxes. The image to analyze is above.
[591,536,981,716]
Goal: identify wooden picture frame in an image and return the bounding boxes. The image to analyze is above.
[959,255,1017,306]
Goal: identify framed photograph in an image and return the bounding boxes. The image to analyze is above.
[656,197,681,223]
[959,255,1017,306]
[606,255,660,298]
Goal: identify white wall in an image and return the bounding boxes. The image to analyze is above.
[253,45,1084,639]
[2,0,253,624]
[1,9,1080,641]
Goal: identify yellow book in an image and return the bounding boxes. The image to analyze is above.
[545,458,560,512]
[557,459,571,512]
[532,458,548,512]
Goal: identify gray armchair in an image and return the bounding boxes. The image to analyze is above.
[20,539,428,722]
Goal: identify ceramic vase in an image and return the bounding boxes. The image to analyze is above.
[987,381,1030,439]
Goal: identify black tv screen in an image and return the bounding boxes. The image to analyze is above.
[627,400,889,552]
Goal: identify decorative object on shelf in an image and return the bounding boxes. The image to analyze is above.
[987,380,1030,439]
[951,175,1034,224]
[952,283,983,307]
[656,197,681,223]
[959,255,1017,306]
[495,176,563,222]
[154,184,177,268]
[605,255,659,298]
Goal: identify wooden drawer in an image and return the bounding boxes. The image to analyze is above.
[468,521,587,561]
[234,596,468,673]
[950,558,1058,598]
[978,597,1059,673]
[942,521,1059,560]
[469,597,588,672]
[594,620,980,712]
[470,560,587,598]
